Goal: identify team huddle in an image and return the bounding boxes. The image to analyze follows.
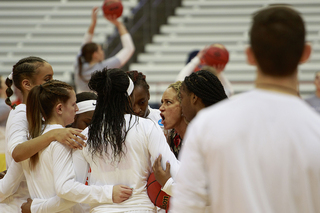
[1,4,320,213]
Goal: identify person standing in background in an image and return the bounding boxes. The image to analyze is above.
[305,71,320,114]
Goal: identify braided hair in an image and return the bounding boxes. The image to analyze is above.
[183,70,227,107]
[126,70,150,94]
[87,68,135,162]
[6,56,47,109]
[78,43,98,82]
[26,79,73,169]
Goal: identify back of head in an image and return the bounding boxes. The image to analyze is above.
[183,70,227,107]
[78,42,98,82]
[26,79,73,169]
[6,56,47,108]
[250,6,305,77]
[87,68,134,161]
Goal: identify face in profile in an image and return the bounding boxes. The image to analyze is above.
[159,87,183,130]
[72,110,94,130]
[131,85,149,117]
[180,86,197,123]
[62,90,78,127]
[32,62,54,86]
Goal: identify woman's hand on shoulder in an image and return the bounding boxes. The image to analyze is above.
[152,154,171,187]
[50,128,87,149]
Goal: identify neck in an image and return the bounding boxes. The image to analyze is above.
[47,116,65,127]
[255,70,300,97]
[174,118,188,139]
[22,91,29,104]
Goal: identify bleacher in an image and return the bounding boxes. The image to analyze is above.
[0,0,138,84]
[1,0,319,105]
[130,0,320,103]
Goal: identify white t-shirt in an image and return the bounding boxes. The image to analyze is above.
[171,89,320,213]
[1,124,114,213]
[72,114,180,212]
[1,104,29,212]
[146,105,163,130]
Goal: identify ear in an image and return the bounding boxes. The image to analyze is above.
[21,79,32,92]
[56,103,63,115]
[299,43,312,64]
[191,93,198,104]
[246,47,257,65]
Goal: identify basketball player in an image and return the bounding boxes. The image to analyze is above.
[170,6,320,213]
[74,6,135,93]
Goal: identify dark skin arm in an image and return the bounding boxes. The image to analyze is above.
[152,154,171,187]
[0,170,6,179]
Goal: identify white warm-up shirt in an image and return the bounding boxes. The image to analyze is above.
[74,32,135,93]
[146,105,163,130]
[170,89,320,213]
[1,104,29,212]
[1,124,114,213]
[73,114,180,212]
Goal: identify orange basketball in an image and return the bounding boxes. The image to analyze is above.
[201,44,229,68]
[102,0,123,18]
[147,172,170,210]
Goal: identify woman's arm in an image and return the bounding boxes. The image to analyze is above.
[12,128,87,162]
[0,161,24,201]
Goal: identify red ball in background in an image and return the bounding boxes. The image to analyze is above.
[201,44,229,68]
[147,172,170,210]
[102,0,123,18]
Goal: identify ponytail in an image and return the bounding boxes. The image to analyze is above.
[26,80,73,169]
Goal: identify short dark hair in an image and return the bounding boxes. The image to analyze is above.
[76,92,97,103]
[250,6,305,76]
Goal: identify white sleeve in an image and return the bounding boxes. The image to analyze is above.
[0,161,24,202]
[6,109,28,156]
[170,121,208,213]
[176,56,200,81]
[147,122,180,180]
[31,196,77,213]
[51,143,113,204]
[219,73,234,97]
[82,32,94,46]
[72,148,89,184]
[161,177,174,196]
[113,33,135,67]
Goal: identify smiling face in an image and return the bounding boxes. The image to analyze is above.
[131,85,150,117]
[61,90,78,126]
[159,87,183,130]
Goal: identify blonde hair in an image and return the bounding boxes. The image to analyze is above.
[168,81,182,103]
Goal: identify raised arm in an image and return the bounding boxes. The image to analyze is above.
[103,15,135,67]
[82,6,99,46]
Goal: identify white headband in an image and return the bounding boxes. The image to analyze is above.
[127,77,134,96]
[76,100,96,115]
[8,72,13,80]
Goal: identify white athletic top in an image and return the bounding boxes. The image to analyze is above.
[175,56,234,97]
[1,104,29,212]
[74,32,135,93]
[72,114,180,212]
[170,89,320,213]
[146,105,163,130]
[1,124,114,213]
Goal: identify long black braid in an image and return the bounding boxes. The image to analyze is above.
[183,70,227,107]
[87,68,135,161]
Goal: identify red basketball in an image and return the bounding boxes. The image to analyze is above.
[102,0,123,18]
[201,44,229,68]
[147,172,170,210]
